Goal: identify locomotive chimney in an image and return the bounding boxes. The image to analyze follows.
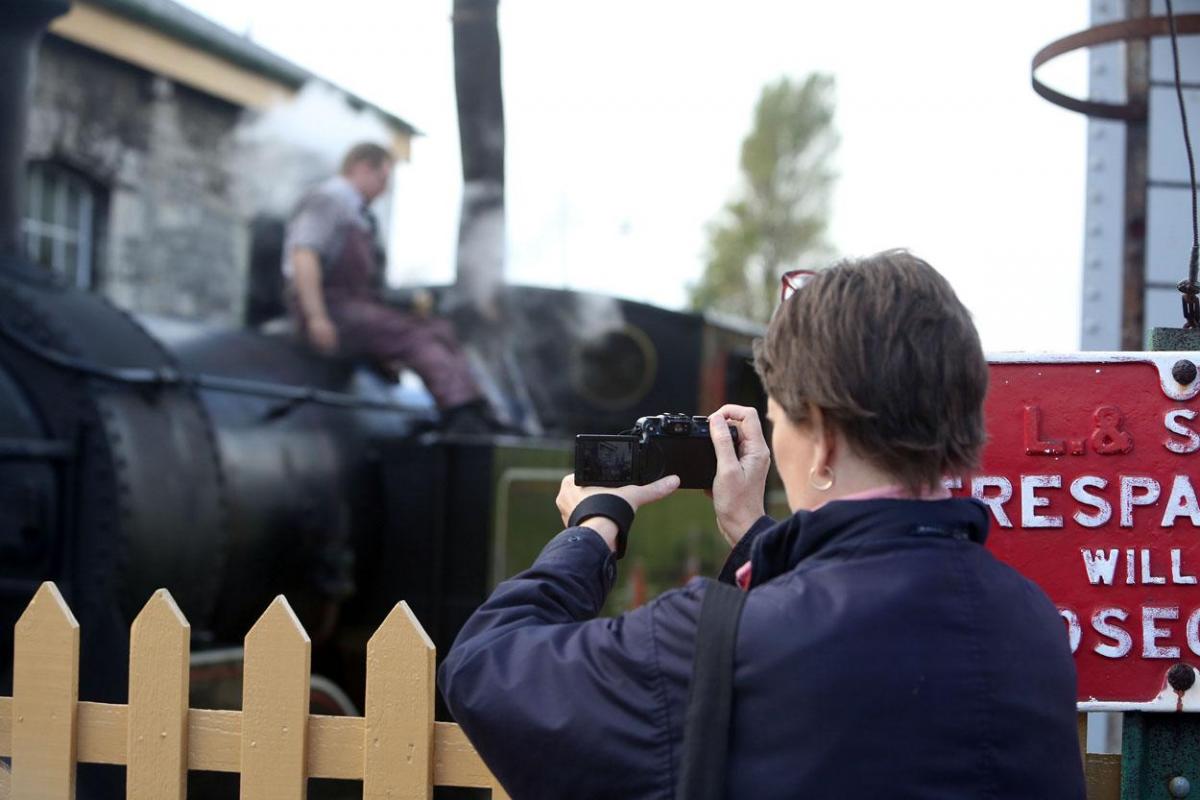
[0,0,70,257]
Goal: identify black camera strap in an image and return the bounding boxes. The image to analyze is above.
[675,578,747,800]
[568,494,636,559]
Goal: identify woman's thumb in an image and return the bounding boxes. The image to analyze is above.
[640,474,681,504]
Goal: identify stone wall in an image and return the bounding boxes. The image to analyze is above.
[25,35,248,323]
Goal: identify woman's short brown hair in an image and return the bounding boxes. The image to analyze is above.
[754,250,988,493]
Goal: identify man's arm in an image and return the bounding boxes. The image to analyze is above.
[290,247,338,355]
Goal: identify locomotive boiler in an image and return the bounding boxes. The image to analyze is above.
[0,0,767,731]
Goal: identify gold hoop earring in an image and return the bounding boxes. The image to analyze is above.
[808,465,835,491]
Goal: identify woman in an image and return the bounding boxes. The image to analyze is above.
[439,251,1085,799]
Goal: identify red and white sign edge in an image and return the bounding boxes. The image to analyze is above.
[989,351,1200,711]
[989,351,1200,402]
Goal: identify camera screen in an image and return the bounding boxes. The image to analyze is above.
[575,436,636,485]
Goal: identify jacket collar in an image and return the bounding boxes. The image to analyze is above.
[745,498,991,589]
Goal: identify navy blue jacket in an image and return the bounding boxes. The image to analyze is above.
[439,499,1085,799]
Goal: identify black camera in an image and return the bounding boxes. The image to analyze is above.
[575,413,738,490]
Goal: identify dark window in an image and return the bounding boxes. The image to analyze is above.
[22,162,106,289]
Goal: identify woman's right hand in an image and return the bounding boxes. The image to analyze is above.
[709,405,772,548]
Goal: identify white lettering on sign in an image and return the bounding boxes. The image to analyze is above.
[1070,476,1111,527]
[1174,550,1198,584]
[1060,608,1081,654]
[1080,548,1198,585]
[1161,476,1200,527]
[1062,603,1200,658]
[1165,409,1200,454]
[1021,475,1063,528]
[1120,477,1161,527]
[1189,609,1200,656]
[1093,608,1133,658]
[971,476,1013,528]
[960,473,1200,529]
[1141,550,1166,585]
[1081,549,1119,585]
[1142,607,1181,658]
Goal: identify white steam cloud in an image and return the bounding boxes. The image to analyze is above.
[232,82,397,221]
[572,292,626,342]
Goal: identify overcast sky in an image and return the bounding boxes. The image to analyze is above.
[182,0,1091,351]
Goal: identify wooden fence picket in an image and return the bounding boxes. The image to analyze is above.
[11,582,79,800]
[363,601,435,799]
[127,589,190,800]
[240,596,311,798]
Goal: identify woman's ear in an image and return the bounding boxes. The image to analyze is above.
[808,405,836,473]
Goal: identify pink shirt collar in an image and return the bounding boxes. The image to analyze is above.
[813,482,950,508]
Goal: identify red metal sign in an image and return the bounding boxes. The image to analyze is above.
[949,355,1200,708]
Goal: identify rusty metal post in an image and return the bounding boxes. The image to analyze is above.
[1120,0,1151,350]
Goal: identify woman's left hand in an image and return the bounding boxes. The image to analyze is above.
[556,473,681,527]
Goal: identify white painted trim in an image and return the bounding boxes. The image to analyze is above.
[1078,665,1200,712]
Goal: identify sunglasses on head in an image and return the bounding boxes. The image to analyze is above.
[780,269,818,302]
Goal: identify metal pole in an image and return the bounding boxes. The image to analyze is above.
[451,0,505,311]
[1121,0,1151,350]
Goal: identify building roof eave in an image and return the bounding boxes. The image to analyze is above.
[83,0,420,136]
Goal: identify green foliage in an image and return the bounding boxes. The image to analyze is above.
[689,74,838,323]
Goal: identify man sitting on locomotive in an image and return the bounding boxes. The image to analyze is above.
[283,142,493,433]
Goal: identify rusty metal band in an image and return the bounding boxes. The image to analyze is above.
[1032,14,1200,120]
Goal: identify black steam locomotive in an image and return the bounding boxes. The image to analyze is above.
[0,0,765,732]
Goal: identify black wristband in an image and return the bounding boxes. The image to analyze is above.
[568,494,636,559]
